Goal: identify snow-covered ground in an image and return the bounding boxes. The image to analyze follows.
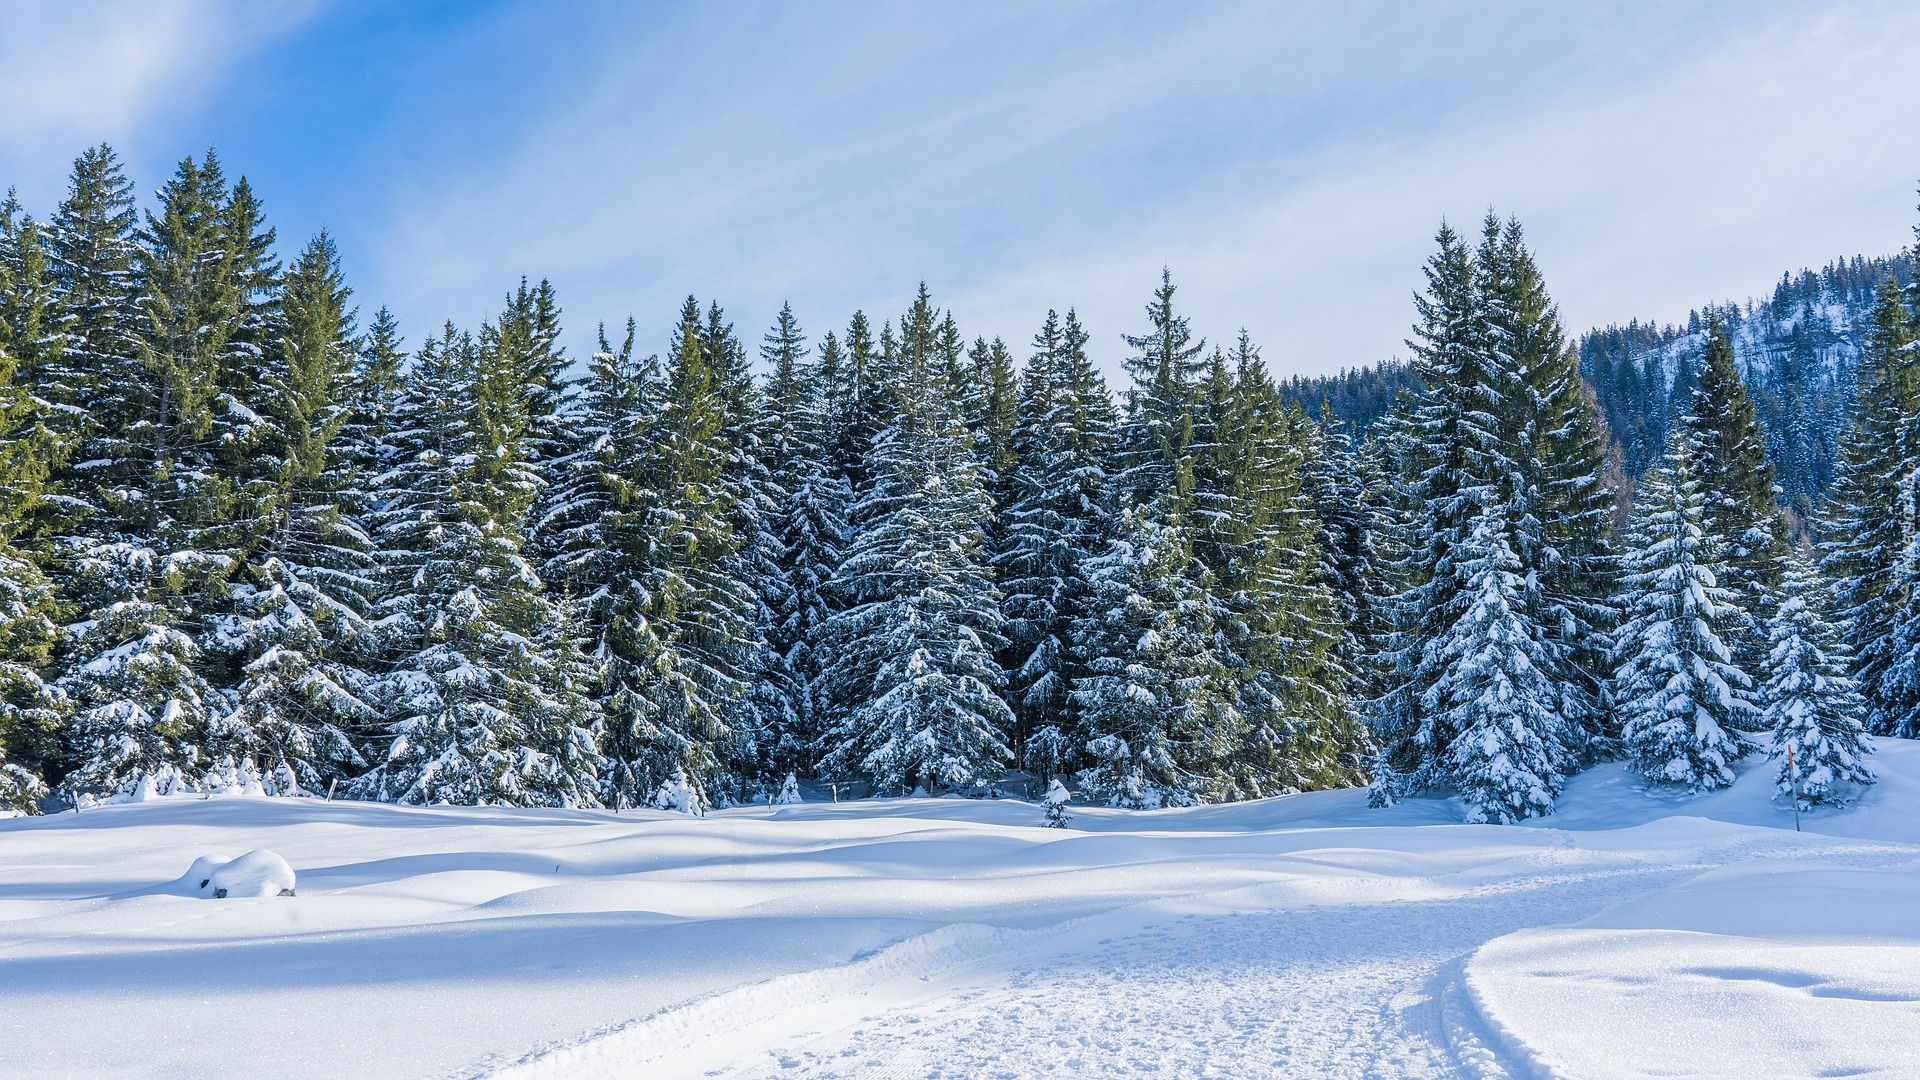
[4,742,1918,1080]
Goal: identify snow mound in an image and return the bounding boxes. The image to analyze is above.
[177,850,297,898]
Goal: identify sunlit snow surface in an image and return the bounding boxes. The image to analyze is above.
[4,742,1918,1079]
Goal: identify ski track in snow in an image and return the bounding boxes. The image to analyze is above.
[722,874,1685,1080]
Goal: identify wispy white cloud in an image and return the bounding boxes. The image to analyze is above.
[359,2,1920,378]
[0,0,320,203]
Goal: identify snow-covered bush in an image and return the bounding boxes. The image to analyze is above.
[652,770,706,815]
[774,772,802,805]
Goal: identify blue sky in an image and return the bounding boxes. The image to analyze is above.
[4,1,1918,379]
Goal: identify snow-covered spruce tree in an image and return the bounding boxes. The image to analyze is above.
[57,153,259,799]
[44,146,141,491]
[207,233,376,793]
[0,220,69,811]
[529,321,681,807]
[1069,497,1231,807]
[997,308,1115,780]
[1493,222,1619,730]
[1763,551,1873,807]
[1416,497,1575,822]
[355,324,598,805]
[1819,278,1920,737]
[356,325,494,800]
[540,305,755,809]
[1612,434,1759,791]
[1371,215,1610,813]
[759,303,848,776]
[1684,316,1785,677]
[1372,220,1489,800]
[458,308,608,809]
[1192,336,1362,795]
[694,299,782,802]
[816,286,1013,795]
[631,302,762,804]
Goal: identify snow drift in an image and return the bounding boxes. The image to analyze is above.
[0,740,1914,1079]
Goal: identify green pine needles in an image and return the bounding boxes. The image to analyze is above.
[0,145,1902,820]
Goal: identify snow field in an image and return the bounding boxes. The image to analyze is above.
[1,740,1917,1079]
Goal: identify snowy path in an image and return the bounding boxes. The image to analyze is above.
[488,823,1916,1080]
[706,868,1694,1079]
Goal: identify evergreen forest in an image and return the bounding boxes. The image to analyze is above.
[2,146,1915,822]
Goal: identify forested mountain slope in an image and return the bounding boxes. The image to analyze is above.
[1284,253,1916,516]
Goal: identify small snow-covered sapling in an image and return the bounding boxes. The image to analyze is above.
[1044,778,1072,828]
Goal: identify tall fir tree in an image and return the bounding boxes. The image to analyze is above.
[0,211,69,809]
[1613,434,1759,791]
[760,303,848,775]
[1371,216,1608,813]
[817,286,1012,794]
[1819,279,1920,737]
[997,309,1115,779]
[1492,222,1618,742]
[589,305,757,806]
[696,299,781,799]
[56,153,259,799]
[1763,551,1874,807]
[356,323,597,805]
[533,320,683,806]
[207,233,376,793]
[1685,316,1785,677]
[1200,341,1364,795]
[1373,220,1485,788]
